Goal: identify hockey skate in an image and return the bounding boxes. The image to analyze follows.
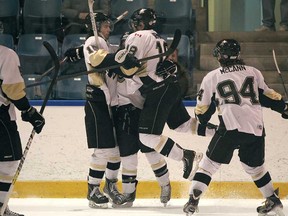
[257,188,285,216]
[113,180,138,208]
[183,189,202,216]
[2,205,24,216]
[103,178,127,206]
[87,183,109,209]
[182,149,203,180]
[160,182,171,207]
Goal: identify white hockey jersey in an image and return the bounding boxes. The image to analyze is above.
[115,29,168,109]
[83,36,118,106]
[195,64,282,136]
[124,29,167,82]
[0,45,26,120]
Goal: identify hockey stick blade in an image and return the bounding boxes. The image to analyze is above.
[26,29,182,88]
[272,49,288,100]
[0,41,60,216]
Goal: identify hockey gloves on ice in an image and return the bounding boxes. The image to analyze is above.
[64,45,84,63]
[282,103,288,119]
[156,60,178,79]
[21,107,45,134]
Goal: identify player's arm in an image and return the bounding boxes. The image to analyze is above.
[2,81,45,134]
[194,81,218,136]
[1,49,45,133]
[194,76,217,125]
[87,46,140,77]
[64,44,140,77]
[258,88,288,118]
[256,69,288,118]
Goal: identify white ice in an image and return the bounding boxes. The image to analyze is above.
[8,198,288,216]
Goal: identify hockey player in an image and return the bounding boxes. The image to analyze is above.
[183,39,288,216]
[110,32,171,207]
[0,45,45,216]
[121,8,203,184]
[65,12,140,208]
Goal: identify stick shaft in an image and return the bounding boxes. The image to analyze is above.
[272,49,288,100]
[26,29,182,88]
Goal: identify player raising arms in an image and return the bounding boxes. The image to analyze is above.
[183,39,287,216]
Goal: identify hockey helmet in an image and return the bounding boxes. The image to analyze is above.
[85,12,114,32]
[213,39,241,63]
[129,8,157,30]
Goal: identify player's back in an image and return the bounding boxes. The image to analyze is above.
[125,29,167,82]
[202,64,265,136]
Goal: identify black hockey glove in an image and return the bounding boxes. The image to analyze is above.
[156,60,178,79]
[21,107,45,134]
[281,103,288,119]
[122,53,141,69]
[64,45,84,63]
[114,49,140,69]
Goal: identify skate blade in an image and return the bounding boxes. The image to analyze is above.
[88,201,108,209]
[188,152,203,181]
[112,202,133,208]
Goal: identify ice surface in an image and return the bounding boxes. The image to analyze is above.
[8,198,288,216]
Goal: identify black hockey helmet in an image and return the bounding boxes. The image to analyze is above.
[129,8,157,30]
[213,39,241,64]
[85,12,114,32]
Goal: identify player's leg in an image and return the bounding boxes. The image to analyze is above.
[103,146,126,205]
[143,150,171,206]
[84,100,117,208]
[139,82,201,180]
[239,134,284,216]
[113,105,141,208]
[183,127,235,215]
[0,114,24,216]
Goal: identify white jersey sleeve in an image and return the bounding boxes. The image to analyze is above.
[83,36,118,106]
[0,45,26,120]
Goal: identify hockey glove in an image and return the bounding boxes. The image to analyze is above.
[21,107,45,134]
[122,53,141,69]
[115,49,140,69]
[282,103,288,119]
[64,45,84,63]
[156,60,178,79]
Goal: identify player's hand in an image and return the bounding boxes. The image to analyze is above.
[122,53,140,69]
[281,103,288,119]
[64,45,84,63]
[21,107,45,134]
[156,60,178,79]
[114,49,140,69]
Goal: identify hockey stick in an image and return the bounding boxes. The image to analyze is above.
[113,11,128,24]
[26,29,181,88]
[88,0,101,48]
[272,49,288,100]
[0,41,60,216]
[35,57,67,81]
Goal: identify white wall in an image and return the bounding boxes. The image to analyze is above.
[16,106,288,182]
